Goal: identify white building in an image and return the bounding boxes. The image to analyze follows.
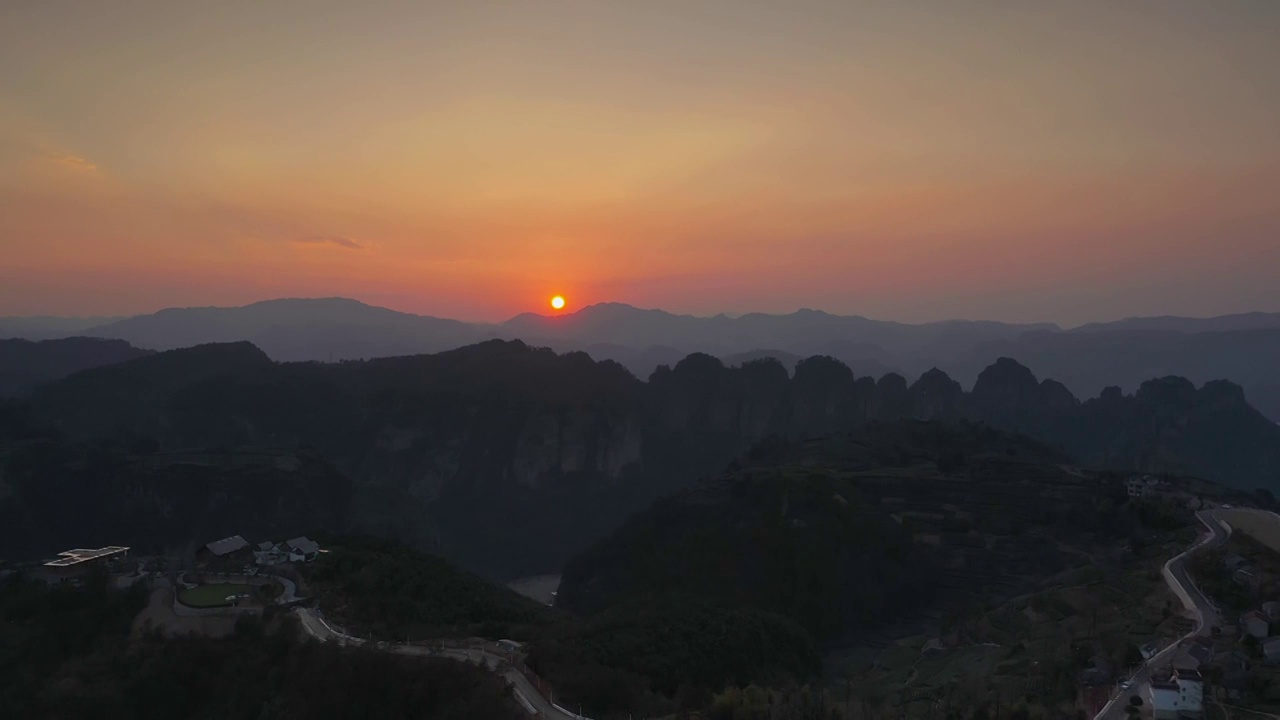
[1150,679,1180,720]
[1147,669,1203,719]
[1175,669,1203,717]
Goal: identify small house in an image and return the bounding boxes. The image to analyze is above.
[1172,646,1203,671]
[1265,637,1280,664]
[198,535,251,566]
[1235,566,1259,588]
[1243,611,1269,639]
[253,541,288,567]
[287,537,320,563]
[1263,600,1280,622]
[1184,639,1213,669]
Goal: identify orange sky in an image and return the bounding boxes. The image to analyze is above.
[2,1,1278,324]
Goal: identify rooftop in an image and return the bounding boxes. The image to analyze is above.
[43,546,129,567]
[287,536,319,554]
[1186,644,1213,664]
[205,535,250,556]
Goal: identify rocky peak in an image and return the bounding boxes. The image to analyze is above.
[1135,376,1198,409]
[874,373,911,420]
[1038,379,1079,410]
[972,357,1039,397]
[793,355,854,388]
[1199,379,1247,405]
[909,368,964,420]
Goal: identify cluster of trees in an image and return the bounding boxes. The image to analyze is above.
[0,572,146,715]
[528,598,821,717]
[297,537,826,718]
[556,461,939,644]
[298,536,556,640]
[0,575,523,720]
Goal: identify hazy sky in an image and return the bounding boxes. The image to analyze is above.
[2,1,1278,325]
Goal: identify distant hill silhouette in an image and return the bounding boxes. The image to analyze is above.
[77,297,483,361]
[946,327,1280,422]
[6,298,1276,419]
[498,303,1052,376]
[1069,311,1280,334]
[6,340,1278,580]
[0,315,124,341]
[0,337,152,396]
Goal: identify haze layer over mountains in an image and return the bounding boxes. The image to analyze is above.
[3,297,1278,422]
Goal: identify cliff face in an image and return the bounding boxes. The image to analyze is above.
[16,342,1280,579]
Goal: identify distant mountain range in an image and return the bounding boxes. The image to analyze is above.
[4,339,1278,580]
[2,297,1279,421]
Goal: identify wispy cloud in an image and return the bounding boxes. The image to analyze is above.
[36,145,100,174]
[294,235,364,250]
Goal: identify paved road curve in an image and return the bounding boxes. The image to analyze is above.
[295,607,586,719]
[1095,510,1230,720]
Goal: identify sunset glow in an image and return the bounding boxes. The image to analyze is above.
[1,2,1278,323]
[551,296,567,311]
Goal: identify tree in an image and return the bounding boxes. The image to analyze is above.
[1124,645,1143,668]
[1205,665,1224,700]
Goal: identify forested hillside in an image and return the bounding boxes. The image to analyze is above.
[0,575,523,720]
[8,340,1278,579]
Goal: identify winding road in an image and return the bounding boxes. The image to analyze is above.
[1094,510,1231,720]
[288,508,1237,720]
[294,607,587,719]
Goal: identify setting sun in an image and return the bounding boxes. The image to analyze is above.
[550,295,566,310]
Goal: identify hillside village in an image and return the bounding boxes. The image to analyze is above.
[197,534,322,571]
[1083,504,1280,720]
[10,467,1280,720]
